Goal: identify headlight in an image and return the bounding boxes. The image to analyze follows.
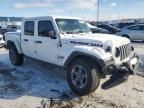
[105,46,111,52]
[115,47,120,57]
[105,40,113,52]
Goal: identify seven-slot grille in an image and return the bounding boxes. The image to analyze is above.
[119,44,131,61]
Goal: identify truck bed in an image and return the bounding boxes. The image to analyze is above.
[5,32,21,45]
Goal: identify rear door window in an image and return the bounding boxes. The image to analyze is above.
[24,21,35,36]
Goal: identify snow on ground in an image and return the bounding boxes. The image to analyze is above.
[0,42,143,108]
[0,48,72,108]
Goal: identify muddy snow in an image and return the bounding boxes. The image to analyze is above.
[0,42,144,108]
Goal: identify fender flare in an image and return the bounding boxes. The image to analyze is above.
[122,34,130,39]
[63,51,105,68]
[7,40,23,54]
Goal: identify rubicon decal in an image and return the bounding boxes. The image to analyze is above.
[70,41,103,47]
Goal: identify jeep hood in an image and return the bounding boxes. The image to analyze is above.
[62,33,130,46]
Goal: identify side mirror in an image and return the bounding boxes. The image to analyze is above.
[48,30,57,39]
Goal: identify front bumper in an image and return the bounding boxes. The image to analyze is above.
[103,53,141,75]
[121,53,140,74]
[101,53,141,89]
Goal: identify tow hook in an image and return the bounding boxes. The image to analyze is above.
[101,67,129,90]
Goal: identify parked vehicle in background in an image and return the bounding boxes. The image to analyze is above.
[97,24,120,34]
[117,22,136,29]
[5,16,140,96]
[0,27,2,34]
[87,23,109,34]
[0,34,5,45]
[2,25,21,41]
[117,24,144,41]
[7,25,21,32]
[0,28,8,35]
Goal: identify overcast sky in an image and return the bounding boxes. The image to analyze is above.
[0,0,144,21]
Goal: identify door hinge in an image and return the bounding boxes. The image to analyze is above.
[58,41,62,47]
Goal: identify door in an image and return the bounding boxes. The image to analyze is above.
[21,21,36,58]
[35,20,59,64]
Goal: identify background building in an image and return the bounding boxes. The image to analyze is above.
[0,17,23,28]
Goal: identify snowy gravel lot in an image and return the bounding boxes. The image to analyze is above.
[0,42,144,108]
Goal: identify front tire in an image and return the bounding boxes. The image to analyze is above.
[9,45,24,66]
[67,58,100,96]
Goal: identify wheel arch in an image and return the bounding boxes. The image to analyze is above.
[63,51,105,73]
[7,40,23,54]
[122,34,130,39]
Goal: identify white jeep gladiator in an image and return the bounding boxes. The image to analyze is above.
[5,16,140,95]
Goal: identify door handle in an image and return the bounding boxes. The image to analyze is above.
[24,39,28,42]
[35,41,42,44]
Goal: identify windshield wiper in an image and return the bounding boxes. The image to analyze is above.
[64,31,85,34]
[66,31,75,34]
[60,32,73,34]
[78,30,84,33]
[75,30,85,34]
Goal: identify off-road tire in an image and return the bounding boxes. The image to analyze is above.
[9,44,24,66]
[67,58,100,96]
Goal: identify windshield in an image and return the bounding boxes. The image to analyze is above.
[56,19,91,34]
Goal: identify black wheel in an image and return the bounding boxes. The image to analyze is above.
[67,58,100,96]
[9,44,24,66]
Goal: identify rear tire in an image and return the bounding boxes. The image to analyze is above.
[9,44,24,66]
[67,58,100,96]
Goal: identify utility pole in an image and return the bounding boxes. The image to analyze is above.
[97,0,100,22]
[70,11,73,17]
